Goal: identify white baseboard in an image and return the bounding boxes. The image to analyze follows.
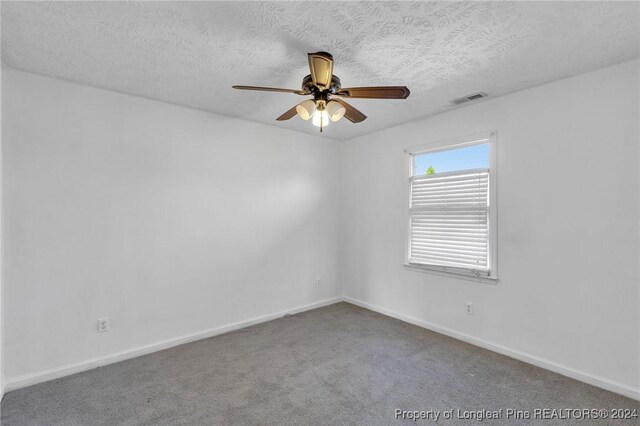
[343,296,640,401]
[4,297,342,393]
[6,295,639,402]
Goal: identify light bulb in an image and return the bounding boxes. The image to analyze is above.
[296,99,316,120]
[312,109,330,127]
[325,100,346,122]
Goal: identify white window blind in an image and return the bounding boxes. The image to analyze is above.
[409,168,490,274]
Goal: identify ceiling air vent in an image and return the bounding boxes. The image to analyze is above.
[451,92,488,105]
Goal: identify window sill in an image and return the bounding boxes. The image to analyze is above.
[403,263,498,285]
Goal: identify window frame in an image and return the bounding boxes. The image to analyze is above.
[403,131,498,283]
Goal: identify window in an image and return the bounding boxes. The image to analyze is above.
[405,132,497,280]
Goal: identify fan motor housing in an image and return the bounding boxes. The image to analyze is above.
[302,74,341,95]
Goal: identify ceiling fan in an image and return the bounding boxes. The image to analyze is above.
[232,52,410,132]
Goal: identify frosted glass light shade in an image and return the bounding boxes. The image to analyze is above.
[312,109,330,127]
[326,100,346,122]
[296,100,316,120]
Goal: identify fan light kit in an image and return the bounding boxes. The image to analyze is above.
[233,52,410,132]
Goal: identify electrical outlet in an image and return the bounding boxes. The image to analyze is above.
[465,302,473,315]
[316,277,321,286]
[97,317,110,333]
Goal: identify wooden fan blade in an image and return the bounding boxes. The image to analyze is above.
[276,106,298,121]
[308,52,334,90]
[331,98,367,123]
[233,85,306,95]
[336,86,410,99]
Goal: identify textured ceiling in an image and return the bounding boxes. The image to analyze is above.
[2,1,639,140]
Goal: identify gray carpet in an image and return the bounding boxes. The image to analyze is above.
[1,302,638,425]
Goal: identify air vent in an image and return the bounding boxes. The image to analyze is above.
[451,92,488,105]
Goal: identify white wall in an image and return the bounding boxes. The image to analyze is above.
[1,69,342,384]
[2,60,639,399]
[0,66,4,400]
[340,60,640,397]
